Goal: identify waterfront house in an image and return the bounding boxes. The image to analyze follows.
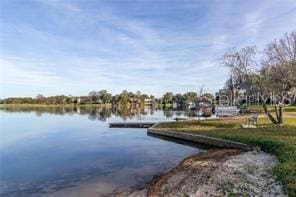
[144,98,155,106]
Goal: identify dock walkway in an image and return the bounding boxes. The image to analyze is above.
[109,122,156,128]
[109,121,252,151]
[148,128,252,151]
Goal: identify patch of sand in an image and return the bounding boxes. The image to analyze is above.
[115,149,285,197]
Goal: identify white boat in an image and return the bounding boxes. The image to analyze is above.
[215,106,240,117]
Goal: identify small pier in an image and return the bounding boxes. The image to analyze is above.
[109,122,156,128]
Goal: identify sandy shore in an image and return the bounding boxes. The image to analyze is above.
[114,149,285,197]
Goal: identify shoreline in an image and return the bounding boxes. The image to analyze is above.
[114,149,285,196]
[0,103,113,107]
[153,116,296,196]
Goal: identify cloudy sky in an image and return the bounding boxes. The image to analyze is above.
[1,0,296,98]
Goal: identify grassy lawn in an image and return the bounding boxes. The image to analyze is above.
[155,111,296,196]
[246,104,296,113]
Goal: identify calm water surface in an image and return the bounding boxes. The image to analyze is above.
[0,106,205,196]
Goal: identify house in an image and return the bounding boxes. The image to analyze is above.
[144,98,155,106]
[172,102,178,109]
[187,102,196,109]
[77,96,90,104]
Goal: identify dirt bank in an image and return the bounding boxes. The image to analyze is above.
[114,149,285,196]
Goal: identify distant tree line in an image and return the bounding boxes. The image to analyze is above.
[0,90,215,107]
[0,90,152,106]
[159,91,214,106]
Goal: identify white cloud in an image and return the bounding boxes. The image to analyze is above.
[1,0,296,97]
[0,58,67,87]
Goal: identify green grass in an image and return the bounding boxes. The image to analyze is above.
[284,105,296,113]
[246,104,296,113]
[155,114,296,196]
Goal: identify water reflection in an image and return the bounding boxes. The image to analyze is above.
[0,105,199,122]
[0,106,204,196]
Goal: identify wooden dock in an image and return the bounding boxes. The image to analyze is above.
[109,122,156,128]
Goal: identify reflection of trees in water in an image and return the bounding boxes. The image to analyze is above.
[163,110,174,118]
[0,106,73,115]
[184,110,197,117]
[86,107,112,121]
[0,105,198,120]
[111,106,148,121]
[0,106,153,121]
[161,106,197,118]
[175,111,184,117]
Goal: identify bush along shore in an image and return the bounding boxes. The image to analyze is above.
[153,113,296,196]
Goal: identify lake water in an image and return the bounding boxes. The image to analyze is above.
[0,106,206,196]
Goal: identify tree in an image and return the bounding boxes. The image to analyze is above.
[140,93,149,100]
[173,93,184,105]
[88,91,98,104]
[222,46,258,102]
[136,91,141,97]
[119,90,129,105]
[183,92,197,104]
[222,47,283,125]
[149,95,155,99]
[259,30,296,125]
[162,92,174,105]
[98,90,112,104]
[36,94,44,100]
[203,92,214,101]
[36,94,45,104]
[222,31,296,126]
[262,31,296,94]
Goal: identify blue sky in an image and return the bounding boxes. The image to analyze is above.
[1,0,296,98]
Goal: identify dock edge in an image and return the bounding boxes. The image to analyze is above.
[148,123,252,151]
